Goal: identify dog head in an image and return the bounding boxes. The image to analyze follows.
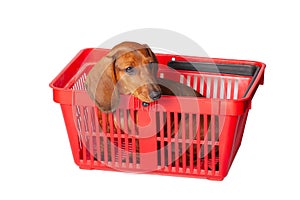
[85,41,161,112]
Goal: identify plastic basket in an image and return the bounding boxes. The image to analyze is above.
[50,48,265,180]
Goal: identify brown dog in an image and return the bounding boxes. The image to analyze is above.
[85,41,202,113]
[85,41,207,167]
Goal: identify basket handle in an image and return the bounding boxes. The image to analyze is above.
[167,60,261,98]
[167,60,259,76]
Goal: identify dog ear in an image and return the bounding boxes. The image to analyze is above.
[143,44,159,76]
[85,52,119,113]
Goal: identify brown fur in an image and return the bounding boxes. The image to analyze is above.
[85,41,203,112]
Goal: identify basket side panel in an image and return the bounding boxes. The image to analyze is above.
[229,110,250,168]
[218,115,239,177]
[60,104,81,167]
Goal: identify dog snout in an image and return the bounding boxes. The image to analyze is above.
[149,90,161,100]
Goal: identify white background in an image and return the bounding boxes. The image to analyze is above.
[1,0,299,199]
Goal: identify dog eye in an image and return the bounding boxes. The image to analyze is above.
[125,66,136,75]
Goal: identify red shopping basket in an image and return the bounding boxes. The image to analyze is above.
[50,48,265,180]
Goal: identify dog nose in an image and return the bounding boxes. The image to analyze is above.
[150,90,161,100]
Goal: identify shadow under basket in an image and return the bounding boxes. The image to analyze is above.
[50,48,265,181]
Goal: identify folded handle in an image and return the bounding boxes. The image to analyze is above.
[167,60,261,98]
[167,60,259,76]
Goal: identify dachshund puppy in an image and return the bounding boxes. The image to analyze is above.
[85,41,202,113]
[85,41,208,167]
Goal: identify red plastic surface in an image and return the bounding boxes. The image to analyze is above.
[50,48,265,180]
